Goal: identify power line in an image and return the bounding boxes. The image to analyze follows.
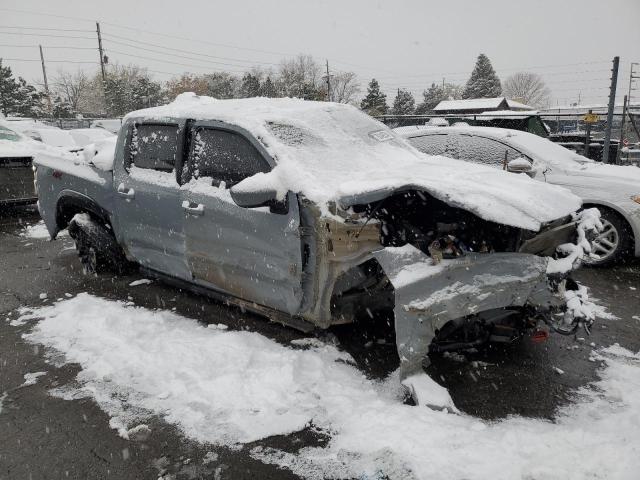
[0,31,95,40]
[0,43,97,50]
[101,33,280,67]
[3,57,100,64]
[0,25,93,32]
[104,49,249,74]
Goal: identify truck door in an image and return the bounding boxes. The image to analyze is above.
[112,120,190,280]
[180,122,303,315]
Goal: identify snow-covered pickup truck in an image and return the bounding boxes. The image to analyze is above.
[35,94,597,408]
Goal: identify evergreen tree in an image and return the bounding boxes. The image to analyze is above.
[462,53,502,99]
[360,78,388,115]
[0,59,45,116]
[392,89,415,115]
[51,95,73,118]
[415,83,442,114]
[260,76,278,97]
[240,73,261,98]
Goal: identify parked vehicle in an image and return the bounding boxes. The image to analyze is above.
[20,127,78,149]
[34,95,593,408]
[0,122,38,205]
[90,119,123,135]
[401,125,640,266]
[68,128,115,148]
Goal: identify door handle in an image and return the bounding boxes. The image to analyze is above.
[182,201,204,216]
[117,183,135,199]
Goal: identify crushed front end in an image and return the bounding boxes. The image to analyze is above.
[320,190,600,409]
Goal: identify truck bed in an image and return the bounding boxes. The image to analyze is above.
[34,152,114,238]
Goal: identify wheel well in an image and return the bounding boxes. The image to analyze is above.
[583,203,635,252]
[55,195,110,231]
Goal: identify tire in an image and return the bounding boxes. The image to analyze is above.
[584,208,633,267]
[67,213,131,275]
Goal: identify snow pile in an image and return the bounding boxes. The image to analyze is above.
[22,371,46,386]
[15,294,640,480]
[79,136,117,171]
[547,208,602,274]
[127,94,581,231]
[20,221,51,239]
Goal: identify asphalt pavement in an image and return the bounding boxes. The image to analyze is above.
[1,205,639,479]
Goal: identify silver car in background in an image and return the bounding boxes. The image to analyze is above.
[401,125,640,266]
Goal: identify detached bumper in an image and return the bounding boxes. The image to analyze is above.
[374,245,563,408]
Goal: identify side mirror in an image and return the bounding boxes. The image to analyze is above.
[506,157,533,174]
[230,187,280,209]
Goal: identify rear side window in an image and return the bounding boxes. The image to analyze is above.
[408,134,452,157]
[456,135,523,168]
[131,124,178,171]
[189,128,269,187]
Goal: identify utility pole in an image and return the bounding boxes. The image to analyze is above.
[325,60,331,102]
[96,22,106,81]
[602,56,619,164]
[38,45,52,114]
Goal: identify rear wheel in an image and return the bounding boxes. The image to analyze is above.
[68,213,132,275]
[584,208,633,267]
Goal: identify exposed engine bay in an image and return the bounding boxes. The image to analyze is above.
[329,189,587,360]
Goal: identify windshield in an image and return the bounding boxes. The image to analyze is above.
[0,125,21,141]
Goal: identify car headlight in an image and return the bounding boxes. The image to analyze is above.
[632,195,640,205]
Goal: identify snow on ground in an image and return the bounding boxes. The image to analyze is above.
[20,221,51,239]
[22,371,46,386]
[15,293,640,480]
[19,220,68,240]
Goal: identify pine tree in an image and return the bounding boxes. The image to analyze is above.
[260,76,278,97]
[392,89,415,115]
[462,54,502,99]
[0,59,45,116]
[240,73,261,98]
[360,78,388,115]
[415,83,442,114]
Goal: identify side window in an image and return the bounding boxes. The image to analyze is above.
[130,124,178,171]
[189,128,269,187]
[456,135,523,168]
[408,134,455,158]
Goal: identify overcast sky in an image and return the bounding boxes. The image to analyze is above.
[1,0,639,107]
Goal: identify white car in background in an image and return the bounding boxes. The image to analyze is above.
[401,125,640,266]
[68,128,115,147]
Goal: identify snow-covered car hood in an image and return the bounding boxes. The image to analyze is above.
[335,154,581,231]
[0,139,35,158]
[129,94,581,232]
[552,163,640,194]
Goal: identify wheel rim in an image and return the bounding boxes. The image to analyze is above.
[586,218,619,263]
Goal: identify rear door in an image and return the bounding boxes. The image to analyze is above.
[112,120,190,280]
[181,122,304,314]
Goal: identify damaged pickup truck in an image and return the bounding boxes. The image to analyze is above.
[34,94,598,408]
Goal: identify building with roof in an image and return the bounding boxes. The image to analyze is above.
[433,97,534,115]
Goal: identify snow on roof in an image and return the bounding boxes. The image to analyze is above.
[434,97,533,112]
[477,110,539,117]
[127,93,580,230]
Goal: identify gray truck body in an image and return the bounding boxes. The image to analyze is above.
[34,98,587,407]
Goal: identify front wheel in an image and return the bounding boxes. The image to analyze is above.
[584,209,633,267]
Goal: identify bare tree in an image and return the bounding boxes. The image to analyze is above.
[330,71,360,104]
[52,70,90,112]
[503,72,551,108]
[278,55,322,99]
